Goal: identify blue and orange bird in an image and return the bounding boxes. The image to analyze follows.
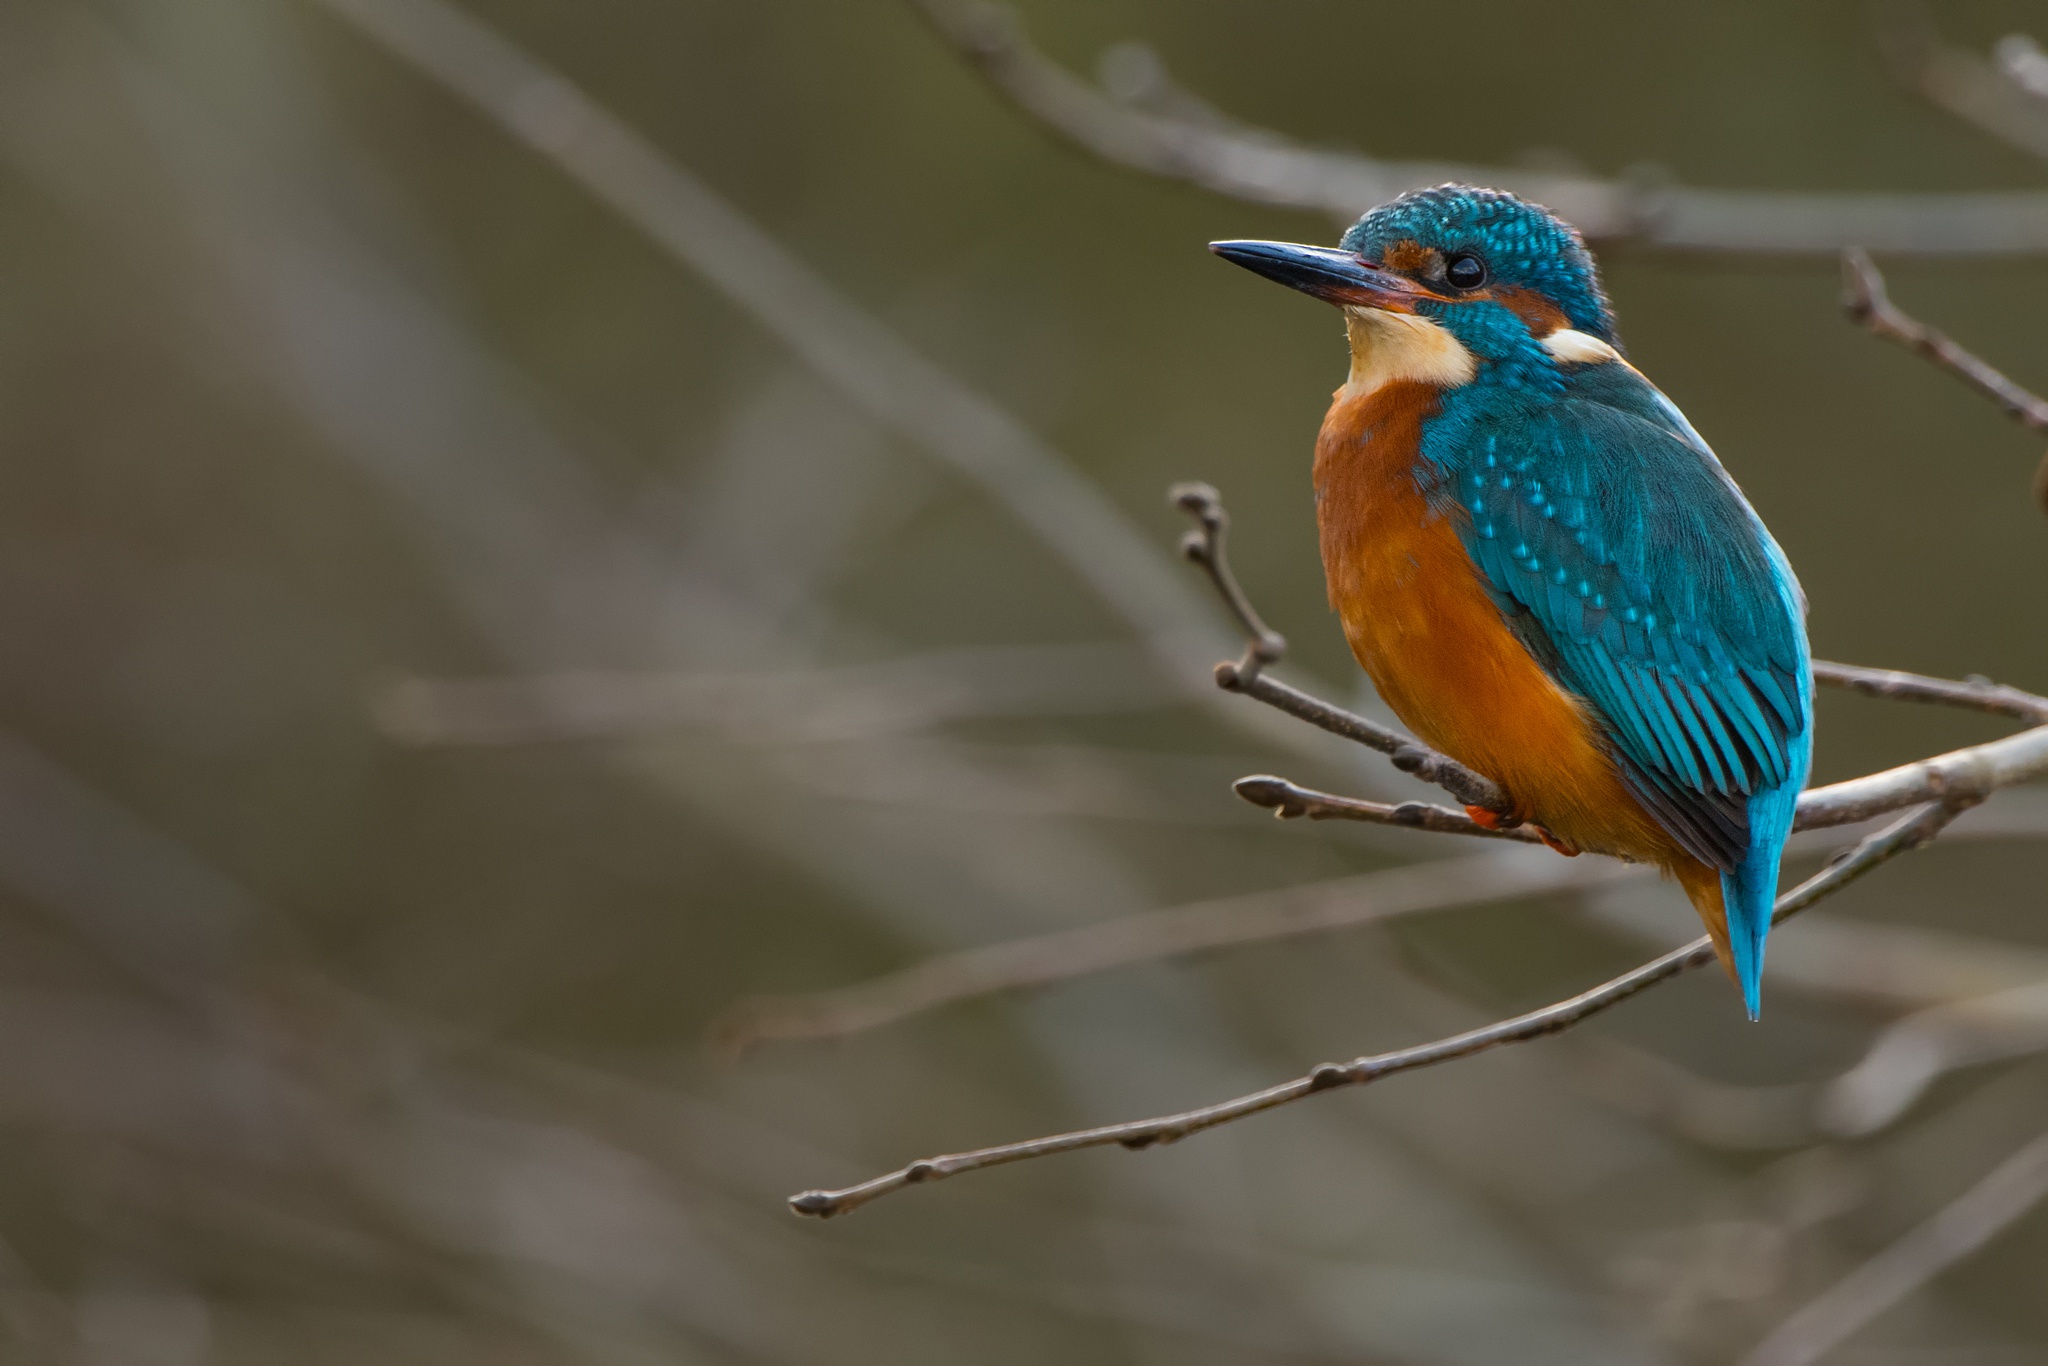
[1213,185,1812,1018]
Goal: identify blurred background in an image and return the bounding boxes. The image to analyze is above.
[0,0,2044,1361]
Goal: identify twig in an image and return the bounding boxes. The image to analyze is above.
[788,799,1972,1217]
[1229,776,1543,841]
[1739,1126,2048,1366]
[714,847,1632,1054]
[1879,9,2048,166]
[375,643,1175,746]
[909,0,2048,254]
[1842,247,2048,512]
[1168,483,1284,684]
[1819,981,2048,1137]
[1173,485,1514,815]
[1811,659,2048,722]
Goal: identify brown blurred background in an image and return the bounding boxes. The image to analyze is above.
[0,0,2042,1361]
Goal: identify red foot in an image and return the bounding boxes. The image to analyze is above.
[1534,828,1581,858]
[1464,805,1507,831]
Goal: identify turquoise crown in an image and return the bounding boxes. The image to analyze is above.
[1340,185,1617,343]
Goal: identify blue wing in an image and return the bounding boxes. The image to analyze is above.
[1438,359,1813,1011]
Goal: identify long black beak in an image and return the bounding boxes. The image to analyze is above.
[1209,240,1438,312]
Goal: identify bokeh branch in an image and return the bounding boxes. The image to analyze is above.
[1741,1125,2048,1366]
[1880,10,2048,166]
[910,0,2048,253]
[1842,247,2048,512]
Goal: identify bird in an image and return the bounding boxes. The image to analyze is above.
[1211,185,1811,1018]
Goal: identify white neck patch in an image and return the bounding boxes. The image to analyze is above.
[1542,328,1621,365]
[1340,308,1478,399]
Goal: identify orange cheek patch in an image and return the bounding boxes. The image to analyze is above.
[1488,286,1572,336]
[1381,238,1438,276]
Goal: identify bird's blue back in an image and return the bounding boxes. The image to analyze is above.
[1415,299,1812,1016]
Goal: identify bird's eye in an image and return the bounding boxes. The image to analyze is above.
[1445,253,1487,289]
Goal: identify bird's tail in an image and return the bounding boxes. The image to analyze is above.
[1722,782,1800,1021]
[1671,778,1800,1021]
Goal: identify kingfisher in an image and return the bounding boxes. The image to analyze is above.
[1212,185,1812,1018]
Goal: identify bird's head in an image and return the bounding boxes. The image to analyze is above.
[1212,185,1618,381]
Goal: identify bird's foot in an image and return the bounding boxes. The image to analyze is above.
[1534,827,1580,857]
[1464,805,1508,831]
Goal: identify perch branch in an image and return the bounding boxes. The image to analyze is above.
[1228,777,1542,841]
[1172,484,1515,815]
[1842,247,2048,512]
[788,799,1973,1217]
[909,0,2048,254]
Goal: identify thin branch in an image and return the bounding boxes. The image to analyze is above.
[1879,9,2048,166]
[788,799,1972,1218]
[1172,484,1515,815]
[1819,980,2048,1137]
[375,643,1175,746]
[1842,247,2048,512]
[1739,1126,2048,1366]
[714,848,1634,1055]
[1229,776,1543,842]
[1811,659,2048,722]
[1841,249,2048,433]
[1168,482,1284,684]
[909,0,2048,254]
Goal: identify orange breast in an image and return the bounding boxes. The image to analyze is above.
[1314,381,1690,872]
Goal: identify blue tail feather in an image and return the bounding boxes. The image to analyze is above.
[1722,772,1805,1021]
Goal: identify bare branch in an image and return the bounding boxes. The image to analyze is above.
[1842,247,2048,512]
[1820,981,2048,1137]
[909,0,2048,254]
[788,799,1972,1218]
[1841,249,2048,433]
[1812,659,2048,722]
[1230,776,1543,842]
[1168,482,1284,683]
[1880,10,2048,165]
[375,643,1173,746]
[1740,1127,2048,1366]
[714,848,1633,1054]
[1172,484,1515,816]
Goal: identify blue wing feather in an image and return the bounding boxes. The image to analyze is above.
[1438,358,1813,1016]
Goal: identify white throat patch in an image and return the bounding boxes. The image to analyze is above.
[1340,308,1477,399]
